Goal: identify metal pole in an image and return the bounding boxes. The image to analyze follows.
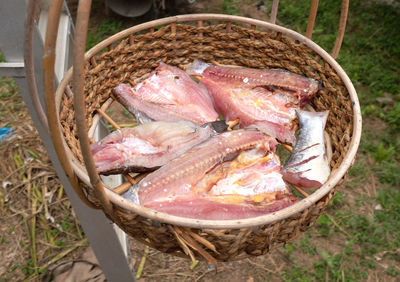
[0,1,135,281]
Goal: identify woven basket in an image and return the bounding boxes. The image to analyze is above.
[37,1,362,263]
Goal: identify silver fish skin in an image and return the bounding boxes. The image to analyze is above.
[281,110,330,188]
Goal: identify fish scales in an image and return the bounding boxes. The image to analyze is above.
[281,110,330,188]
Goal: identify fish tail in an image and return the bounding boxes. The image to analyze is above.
[122,186,140,204]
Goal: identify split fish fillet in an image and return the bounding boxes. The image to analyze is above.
[91,121,226,175]
[186,59,321,144]
[123,129,298,220]
[113,62,218,124]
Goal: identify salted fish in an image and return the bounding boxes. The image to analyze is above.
[281,110,330,188]
[186,59,320,144]
[113,62,218,124]
[124,129,297,220]
[91,121,226,175]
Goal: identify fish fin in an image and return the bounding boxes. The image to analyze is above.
[122,185,140,204]
[186,59,210,76]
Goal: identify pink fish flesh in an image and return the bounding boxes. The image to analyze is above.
[144,194,297,220]
[137,129,277,204]
[113,62,218,124]
[123,129,298,220]
[91,121,225,175]
[281,110,330,188]
[186,60,321,144]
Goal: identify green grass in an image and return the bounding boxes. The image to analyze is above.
[281,265,313,282]
[387,266,400,277]
[222,0,240,15]
[386,102,400,132]
[278,0,400,96]
[313,249,369,281]
[272,0,400,280]
[299,233,317,256]
[266,0,400,187]
[86,19,123,50]
[284,184,400,279]
[0,77,18,97]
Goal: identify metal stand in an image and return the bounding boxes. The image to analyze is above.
[0,1,135,281]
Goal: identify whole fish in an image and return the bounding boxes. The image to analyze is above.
[186,59,321,144]
[281,110,330,188]
[113,62,219,124]
[91,120,227,175]
[123,129,298,220]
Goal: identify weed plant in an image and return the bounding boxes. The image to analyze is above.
[277,0,400,279]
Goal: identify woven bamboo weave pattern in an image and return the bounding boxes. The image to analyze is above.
[56,19,356,261]
[60,23,352,168]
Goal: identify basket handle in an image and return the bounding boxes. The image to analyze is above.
[73,0,113,214]
[41,0,99,210]
[24,0,49,130]
[64,0,349,213]
[331,0,349,59]
[270,0,279,24]
[305,0,319,39]
[305,0,349,59]
[271,0,349,59]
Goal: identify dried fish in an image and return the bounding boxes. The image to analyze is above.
[187,59,320,144]
[124,129,297,220]
[113,62,218,124]
[281,110,330,188]
[91,121,226,175]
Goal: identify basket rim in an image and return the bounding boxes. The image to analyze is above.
[56,13,362,229]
